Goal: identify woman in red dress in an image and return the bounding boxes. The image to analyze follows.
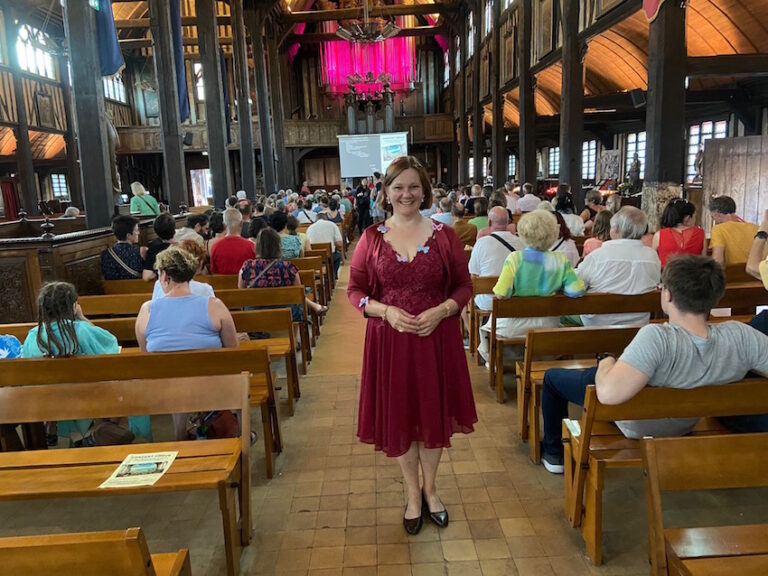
[653,198,706,267]
[348,156,477,535]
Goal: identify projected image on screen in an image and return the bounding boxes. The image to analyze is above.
[338,133,408,178]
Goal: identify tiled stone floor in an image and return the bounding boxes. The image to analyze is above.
[2,257,767,575]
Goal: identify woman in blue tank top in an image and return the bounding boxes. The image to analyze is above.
[135,246,239,439]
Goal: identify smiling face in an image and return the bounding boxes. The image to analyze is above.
[386,168,424,217]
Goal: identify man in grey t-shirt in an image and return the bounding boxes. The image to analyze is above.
[540,255,768,474]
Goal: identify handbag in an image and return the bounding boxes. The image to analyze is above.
[186,410,239,439]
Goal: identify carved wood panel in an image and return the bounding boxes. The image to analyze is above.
[22,76,66,132]
[0,68,17,124]
[0,255,36,323]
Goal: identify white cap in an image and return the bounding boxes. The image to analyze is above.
[236,190,247,200]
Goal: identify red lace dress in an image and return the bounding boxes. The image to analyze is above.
[657,226,706,267]
[348,223,477,457]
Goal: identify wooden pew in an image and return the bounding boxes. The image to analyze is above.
[0,348,281,479]
[468,276,498,366]
[2,308,301,417]
[307,243,336,294]
[79,286,313,375]
[563,381,768,565]
[490,282,767,402]
[0,371,253,576]
[642,433,768,576]
[0,527,191,576]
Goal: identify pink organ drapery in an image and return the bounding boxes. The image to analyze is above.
[319,18,416,95]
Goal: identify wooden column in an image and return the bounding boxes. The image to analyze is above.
[642,0,686,230]
[57,52,83,210]
[4,11,38,215]
[490,0,505,186]
[63,0,115,228]
[459,15,469,184]
[267,26,289,189]
[246,8,276,195]
[559,0,583,207]
[149,0,188,212]
[448,36,458,185]
[196,0,232,208]
[472,5,483,186]
[518,0,536,185]
[231,0,257,198]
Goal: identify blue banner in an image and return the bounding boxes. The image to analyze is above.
[169,0,190,122]
[95,0,125,77]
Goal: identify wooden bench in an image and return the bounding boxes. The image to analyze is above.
[2,308,301,417]
[0,371,253,576]
[642,433,768,576]
[307,243,336,294]
[563,381,768,565]
[0,527,191,575]
[491,282,768,403]
[79,286,313,375]
[468,276,498,367]
[0,349,281,479]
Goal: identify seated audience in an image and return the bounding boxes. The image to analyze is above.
[464,184,483,215]
[709,194,759,266]
[605,193,622,213]
[477,192,517,238]
[143,213,176,281]
[135,246,239,439]
[271,211,303,259]
[307,212,343,278]
[539,202,580,268]
[432,197,454,227]
[554,193,585,237]
[581,210,612,257]
[286,215,308,252]
[101,215,143,280]
[238,228,326,317]
[23,282,146,445]
[653,198,706,267]
[130,181,161,216]
[174,213,209,245]
[58,206,80,219]
[296,199,316,223]
[325,197,344,223]
[477,210,585,362]
[238,202,253,238]
[576,206,660,326]
[579,189,605,226]
[247,216,268,246]
[153,240,213,300]
[517,182,540,213]
[468,207,526,313]
[468,197,489,231]
[205,211,226,257]
[504,182,520,214]
[452,203,478,247]
[209,208,256,274]
[235,190,251,210]
[539,255,768,474]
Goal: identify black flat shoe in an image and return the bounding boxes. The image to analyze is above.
[403,503,423,535]
[422,491,449,528]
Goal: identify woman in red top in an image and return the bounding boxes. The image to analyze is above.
[347,156,477,536]
[653,198,707,267]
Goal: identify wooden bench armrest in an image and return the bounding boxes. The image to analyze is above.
[152,550,192,576]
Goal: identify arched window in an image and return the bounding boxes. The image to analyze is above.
[16,24,55,80]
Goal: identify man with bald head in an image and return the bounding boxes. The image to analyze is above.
[468,207,526,312]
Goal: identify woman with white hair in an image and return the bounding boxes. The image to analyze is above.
[129,182,161,216]
[477,209,585,362]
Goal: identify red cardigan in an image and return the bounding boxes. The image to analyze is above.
[347,223,473,315]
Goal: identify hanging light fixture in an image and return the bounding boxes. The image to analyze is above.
[335,0,401,43]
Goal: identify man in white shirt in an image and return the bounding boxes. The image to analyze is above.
[468,207,526,311]
[576,206,661,326]
[504,182,520,214]
[307,212,343,278]
[173,213,208,245]
[431,197,454,227]
[517,182,541,213]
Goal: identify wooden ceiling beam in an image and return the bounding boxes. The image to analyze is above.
[687,54,768,78]
[282,3,453,23]
[114,16,231,29]
[286,25,443,43]
[119,37,233,49]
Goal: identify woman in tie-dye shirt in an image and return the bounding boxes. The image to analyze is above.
[477,209,585,362]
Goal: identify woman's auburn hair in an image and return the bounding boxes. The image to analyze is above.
[380,156,433,210]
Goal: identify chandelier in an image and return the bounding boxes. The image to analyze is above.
[335,0,401,42]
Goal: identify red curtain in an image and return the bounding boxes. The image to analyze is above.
[1,180,20,221]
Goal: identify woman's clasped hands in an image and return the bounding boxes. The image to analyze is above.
[384,305,448,337]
